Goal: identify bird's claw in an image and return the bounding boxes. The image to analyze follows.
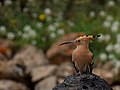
[77,72,81,76]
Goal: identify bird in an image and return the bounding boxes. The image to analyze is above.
[59,34,101,74]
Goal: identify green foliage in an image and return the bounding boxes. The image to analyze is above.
[0,0,120,62]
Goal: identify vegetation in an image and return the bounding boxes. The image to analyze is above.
[0,0,120,63]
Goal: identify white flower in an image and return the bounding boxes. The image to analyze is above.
[99,10,106,17]
[107,0,115,7]
[24,25,31,32]
[89,11,95,18]
[105,34,111,42]
[103,20,111,28]
[57,29,65,35]
[67,21,75,27]
[50,32,56,39]
[41,37,46,41]
[17,31,22,36]
[44,8,52,15]
[47,16,52,21]
[111,21,119,32]
[23,7,29,13]
[36,22,43,28]
[115,60,120,68]
[48,25,56,31]
[31,40,36,45]
[4,0,12,6]
[99,53,107,61]
[98,34,104,42]
[105,44,113,52]
[0,26,6,33]
[56,12,63,20]
[116,34,120,43]
[54,22,60,27]
[22,33,28,39]
[113,43,120,53]
[103,15,113,28]
[32,13,38,18]
[106,15,113,21]
[28,30,36,38]
[22,28,36,38]
[112,59,120,75]
[108,54,115,59]
[7,32,15,39]
[98,34,111,42]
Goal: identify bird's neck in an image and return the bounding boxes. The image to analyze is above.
[77,44,89,48]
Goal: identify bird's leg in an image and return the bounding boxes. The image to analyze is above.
[90,62,94,73]
[86,62,94,74]
[86,65,90,74]
[72,61,79,73]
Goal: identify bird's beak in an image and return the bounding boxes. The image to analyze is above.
[59,40,75,46]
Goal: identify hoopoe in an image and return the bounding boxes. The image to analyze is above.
[59,34,101,74]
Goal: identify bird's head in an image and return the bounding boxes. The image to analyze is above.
[59,34,101,46]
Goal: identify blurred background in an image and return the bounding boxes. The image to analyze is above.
[0,0,120,90]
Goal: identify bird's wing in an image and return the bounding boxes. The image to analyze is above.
[89,51,94,60]
[72,53,74,62]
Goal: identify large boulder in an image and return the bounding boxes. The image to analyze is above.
[35,76,57,90]
[0,80,30,90]
[12,45,49,74]
[53,73,112,90]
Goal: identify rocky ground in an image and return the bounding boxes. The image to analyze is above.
[0,35,120,90]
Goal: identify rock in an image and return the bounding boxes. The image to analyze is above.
[57,78,64,84]
[35,76,57,90]
[53,73,112,90]
[93,60,120,85]
[0,38,14,59]
[112,85,120,90]
[31,65,57,82]
[47,33,85,64]
[13,45,49,74]
[103,61,114,71]
[93,68,114,85]
[0,80,30,90]
[57,62,74,77]
[0,60,26,80]
[8,59,26,77]
[0,53,7,60]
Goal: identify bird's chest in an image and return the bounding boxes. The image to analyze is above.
[73,47,91,62]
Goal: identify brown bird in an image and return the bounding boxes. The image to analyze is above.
[59,34,101,74]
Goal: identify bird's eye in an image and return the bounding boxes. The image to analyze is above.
[77,40,80,42]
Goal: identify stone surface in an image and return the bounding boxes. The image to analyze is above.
[57,62,74,77]
[53,73,113,90]
[0,80,30,90]
[31,65,57,82]
[112,85,120,90]
[93,68,114,84]
[57,78,64,84]
[93,60,120,85]
[0,39,14,59]
[13,45,49,74]
[0,60,25,79]
[35,76,57,90]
